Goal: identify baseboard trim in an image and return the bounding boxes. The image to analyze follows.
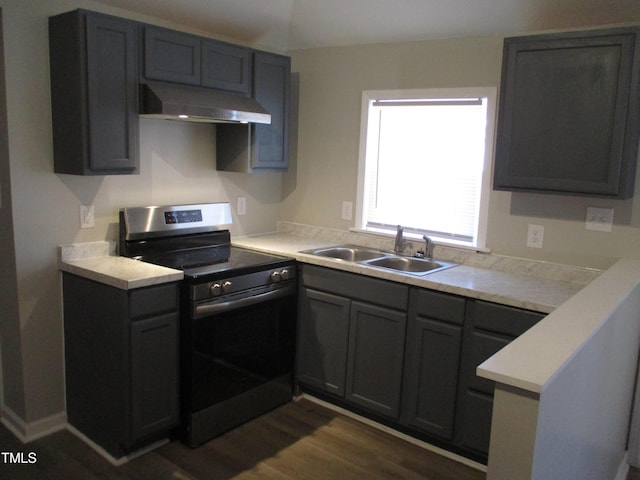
[1,405,66,443]
[615,452,630,480]
[66,424,169,466]
[299,394,488,473]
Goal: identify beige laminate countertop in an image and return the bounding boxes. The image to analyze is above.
[58,241,183,290]
[232,231,596,314]
[58,229,599,311]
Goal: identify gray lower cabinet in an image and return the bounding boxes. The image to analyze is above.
[297,265,408,419]
[297,264,546,463]
[297,288,350,396]
[454,300,544,456]
[63,273,179,458]
[400,289,465,440]
[346,301,406,418]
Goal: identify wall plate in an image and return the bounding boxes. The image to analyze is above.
[585,207,613,232]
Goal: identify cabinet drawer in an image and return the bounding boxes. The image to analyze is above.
[301,265,408,311]
[410,288,465,325]
[129,283,179,320]
[472,300,543,337]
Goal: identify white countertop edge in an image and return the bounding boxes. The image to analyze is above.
[477,257,640,394]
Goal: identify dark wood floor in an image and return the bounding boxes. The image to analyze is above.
[0,398,485,480]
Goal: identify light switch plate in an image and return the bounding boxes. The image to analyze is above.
[237,196,247,216]
[341,201,353,221]
[585,207,613,232]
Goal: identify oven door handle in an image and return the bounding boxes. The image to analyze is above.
[193,284,295,318]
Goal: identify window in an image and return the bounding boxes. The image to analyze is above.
[356,88,496,249]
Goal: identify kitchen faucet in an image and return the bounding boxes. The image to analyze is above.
[394,225,408,254]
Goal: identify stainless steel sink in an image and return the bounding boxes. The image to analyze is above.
[301,244,457,275]
[363,256,457,275]
[302,245,385,262]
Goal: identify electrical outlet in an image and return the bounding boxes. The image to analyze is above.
[237,196,247,216]
[341,201,353,221]
[80,205,95,229]
[526,224,544,248]
[585,207,613,232]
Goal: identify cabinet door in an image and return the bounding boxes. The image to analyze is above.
[297,289,351,397]
[130,312,179,443]
[401,289,465,440]
[251,52,291,170]
[346,301,407,419]
[455,329,510,455]
[455,300,544,457]
[402,316,462,440]
[202,40,252,94]
[494,29,640,198]
[143,26,201,85]
[50,10,138,174]
[86,14,138,173]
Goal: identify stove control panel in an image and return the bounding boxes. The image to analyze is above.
[196,265,297,301]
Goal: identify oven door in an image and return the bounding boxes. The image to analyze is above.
[181,282,296,446]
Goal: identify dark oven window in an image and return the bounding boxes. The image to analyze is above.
[189,295,296,412]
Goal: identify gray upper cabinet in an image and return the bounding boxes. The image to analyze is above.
[49,10,139,175]
[202,40,252,94]
[143,26,201,85]
[217,51,291,172]
[493,28,640,198]
[143,26,252,94]
[252,52,291,169]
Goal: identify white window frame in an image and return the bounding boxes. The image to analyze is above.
[354,87,497,251]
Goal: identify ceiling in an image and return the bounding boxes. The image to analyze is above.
[94,0,640,51]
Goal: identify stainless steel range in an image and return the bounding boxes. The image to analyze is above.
[119,203,297,447]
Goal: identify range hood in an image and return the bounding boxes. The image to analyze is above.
[139,81,271,124]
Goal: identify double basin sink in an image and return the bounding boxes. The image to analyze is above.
[301,244,457,275]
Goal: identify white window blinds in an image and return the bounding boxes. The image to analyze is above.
[362,96,489,245]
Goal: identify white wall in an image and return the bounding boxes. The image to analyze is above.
[0,0,285,432]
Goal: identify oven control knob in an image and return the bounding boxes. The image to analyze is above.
[222,281,232,293]
[280,269,290,280]
[210,283,222,296]
[270,271,281,282]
